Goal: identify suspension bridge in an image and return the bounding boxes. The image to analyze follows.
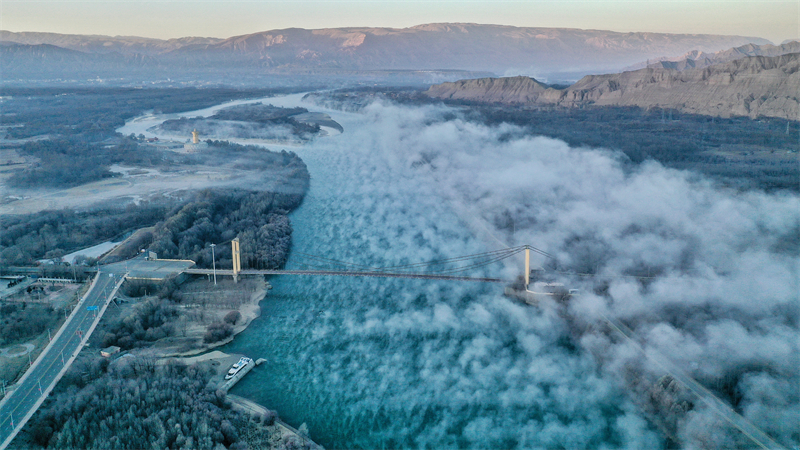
[183,238,551,285]
[0,239,786,450]
[185,238,788,449]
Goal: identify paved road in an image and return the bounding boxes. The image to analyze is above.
[0,270,126,449]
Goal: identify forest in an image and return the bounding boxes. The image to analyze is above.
[147,186,304,270]
[22,355,284,449]
[158,103,321,142]
[212,103,309,123]
[0,202,173,266]
[100,298,180,350]
[16,300,304,449]
[0,87,305,189]
[0,87,287,139]
[7,138,115,188]
[0,301,61,346]
[6,135,202,189]
[1,141,309,269]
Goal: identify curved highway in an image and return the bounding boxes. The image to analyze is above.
[0,271,126,449]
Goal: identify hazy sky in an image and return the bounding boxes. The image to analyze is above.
[2,0,797,44]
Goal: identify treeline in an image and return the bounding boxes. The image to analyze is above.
[210,103,322,137]
[25,359,244,449]
[212,103,308,123]
[0,87,297,189]
[7,134,200,189]
[303,87,420,112]
[210,140,313,175]
[1,142,309,267]
[0,202,172,266]
[0,87,282,140]
[469,105,797,160]
[149,186,305,270]
[158,117,319,141]
[23,354,301,450]
[9,138,114,188]
[0,302,61,346]
[100,298,179,350]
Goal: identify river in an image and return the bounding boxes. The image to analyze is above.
[119,92,799,449]
[212,94,628,449]
[217,95,575,449]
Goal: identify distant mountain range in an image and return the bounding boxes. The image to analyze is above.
[625,40,800,71]
[426,50,800,120]
[0,24,772,83]
[0,31,222,55]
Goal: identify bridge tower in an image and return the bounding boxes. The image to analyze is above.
[524,245,531,288]
[232,238,241,283]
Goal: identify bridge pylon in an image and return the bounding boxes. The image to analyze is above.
[232,238,241,283]
[524,245,530,288]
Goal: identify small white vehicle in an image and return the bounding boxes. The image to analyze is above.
[225,357,252,380]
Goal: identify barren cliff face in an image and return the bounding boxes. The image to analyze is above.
[426,53,800,120]
[642,41,800,71]
[426,76,551,103]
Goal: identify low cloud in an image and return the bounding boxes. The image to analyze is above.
[266,98,798,449]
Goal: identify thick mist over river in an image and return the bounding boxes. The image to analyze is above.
[126,94,798,449]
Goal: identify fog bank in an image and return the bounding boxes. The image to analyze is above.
[232,97,798,449]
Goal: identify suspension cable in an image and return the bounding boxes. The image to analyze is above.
[294,252,380,271]
[373,246,526,271]
[244,244,551,275]
[290,246,525,275]
[430,248,526,275]
[291,247,525,273]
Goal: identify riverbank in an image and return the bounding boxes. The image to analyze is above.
[151,277,269,358]
[4,91,321,449]
[165,349,322,449]
[161,278,325,448]
[228,394,323,450]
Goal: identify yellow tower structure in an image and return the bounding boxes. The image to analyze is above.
[524,246,531,288]
[232,238,241,283]
[192,129,200,144]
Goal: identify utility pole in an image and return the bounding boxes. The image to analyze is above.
[211,244,217,285]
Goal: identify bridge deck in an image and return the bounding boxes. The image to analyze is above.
[184,268,505,283]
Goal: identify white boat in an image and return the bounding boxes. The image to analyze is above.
[225,357,252,380]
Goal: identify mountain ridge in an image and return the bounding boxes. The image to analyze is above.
[0,24,772,79]
[426,52,800,120]
[624,40,800,71]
